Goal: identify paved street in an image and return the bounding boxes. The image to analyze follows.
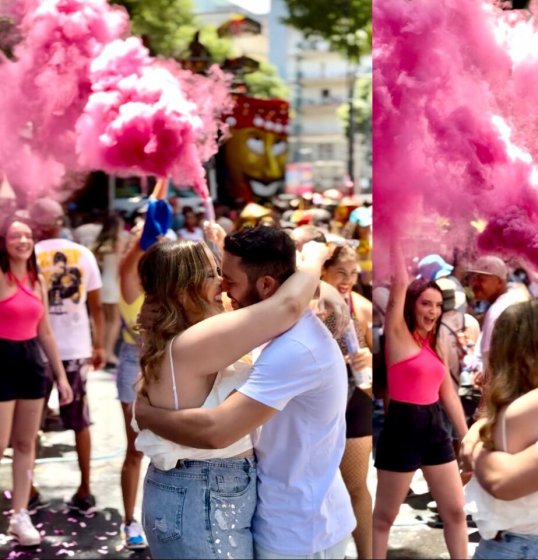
[1,373,479,559]
[0,369,151,559]
[373,401,480,559]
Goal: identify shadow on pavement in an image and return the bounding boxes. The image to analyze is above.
[0,497,151,559]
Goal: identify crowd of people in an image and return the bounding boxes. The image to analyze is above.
[0,186,375,558]
[372,242,538,559]
[2,181,538,559]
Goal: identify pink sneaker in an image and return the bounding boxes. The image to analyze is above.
[9,509,41,546]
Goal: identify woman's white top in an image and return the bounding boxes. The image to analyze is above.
[132,336,253,470]
[464,410,538,539]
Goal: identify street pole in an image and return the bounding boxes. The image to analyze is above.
[347,63,356,190]
[294,41,303,162]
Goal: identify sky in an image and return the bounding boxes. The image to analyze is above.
[229,0,270,15]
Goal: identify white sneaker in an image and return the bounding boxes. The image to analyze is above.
[9,509,41,546]
[121,519,147,550]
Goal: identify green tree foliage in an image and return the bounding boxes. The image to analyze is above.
[244,61,290,100]
[110,0,286,99]
[282,0,371,61]
[110,0,197,56]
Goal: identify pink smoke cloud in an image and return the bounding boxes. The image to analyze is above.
[0,0,232,205]
[76,37,232,199]
[374,0,538,275]
[0,0,128,198]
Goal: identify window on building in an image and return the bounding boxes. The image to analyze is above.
[318,143,334,160]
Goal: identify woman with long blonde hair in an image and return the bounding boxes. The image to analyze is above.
[464,299,538,559]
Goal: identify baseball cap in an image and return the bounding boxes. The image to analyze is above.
[467,255,507,280]
[417,254,453,280]
[28,198,64,226]
[349,206,372,227]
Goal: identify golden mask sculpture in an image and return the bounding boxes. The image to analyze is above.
[217,94,289,205]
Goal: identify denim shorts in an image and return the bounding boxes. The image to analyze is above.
[474,532,538,559]
[116,342,140,403]
[142,456,257,559]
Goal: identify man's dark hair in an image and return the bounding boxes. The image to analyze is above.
[224,225,296,285]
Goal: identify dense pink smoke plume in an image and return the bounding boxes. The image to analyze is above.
[0,0,128,198]
[374,0,538,274]
[0,1,232,203]
[76,37,232,199]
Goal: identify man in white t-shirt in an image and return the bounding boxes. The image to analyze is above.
[468,255,529,383]
[135,226,355,558]
[31,199,105,516]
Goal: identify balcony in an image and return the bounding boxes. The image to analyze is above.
[300,96,346,110]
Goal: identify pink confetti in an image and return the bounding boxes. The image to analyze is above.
[79,522,87,528]
[3,490,12,500]
[95,535,107,541]
[67,517,78,523]
[36,523,44,528]
[55,550,74,557]
[105,531,117,536]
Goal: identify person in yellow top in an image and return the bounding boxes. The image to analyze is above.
[115,178,170,550]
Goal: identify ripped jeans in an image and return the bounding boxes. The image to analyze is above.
[142,457,257,559]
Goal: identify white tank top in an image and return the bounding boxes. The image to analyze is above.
[464,410,538,539]
[132,336,254,470]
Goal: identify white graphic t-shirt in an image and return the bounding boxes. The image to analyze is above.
[36,239,102,361]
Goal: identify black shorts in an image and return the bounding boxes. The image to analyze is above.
[374,400,456,472]
[346,387,373,438]
[0,337,47,401]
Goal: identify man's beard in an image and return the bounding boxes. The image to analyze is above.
[237,284,262,309]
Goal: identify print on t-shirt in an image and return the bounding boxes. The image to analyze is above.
[37,248,87,316]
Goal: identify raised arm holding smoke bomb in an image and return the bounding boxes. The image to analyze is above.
[113,177,172,551]
[373,240,468,560]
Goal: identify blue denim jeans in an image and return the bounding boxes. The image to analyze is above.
[142,457,257,559]
[474,533,538,559]
[116,342,140,403]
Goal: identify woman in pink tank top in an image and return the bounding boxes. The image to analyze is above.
[372,243,469,560]
[0,218,73,547]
